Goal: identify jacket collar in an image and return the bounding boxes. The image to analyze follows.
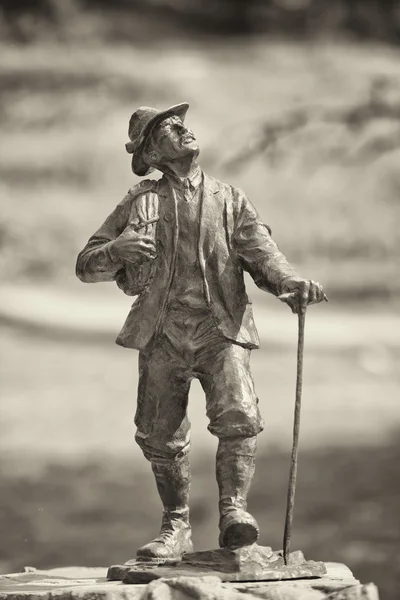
[157,170,219,197]
[164,165,202,192]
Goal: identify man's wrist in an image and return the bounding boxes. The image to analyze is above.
[107,241,121,264]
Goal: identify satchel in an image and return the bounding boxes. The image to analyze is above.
[116,181,159,296]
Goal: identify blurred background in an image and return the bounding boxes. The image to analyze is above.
[1,0,400,597]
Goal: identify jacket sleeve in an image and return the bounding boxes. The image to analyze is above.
[232,187,298,296]
[76,192,133,283]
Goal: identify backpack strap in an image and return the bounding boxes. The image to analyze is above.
[127,179,159,232]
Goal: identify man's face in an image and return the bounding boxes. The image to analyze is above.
[150,116,199,162]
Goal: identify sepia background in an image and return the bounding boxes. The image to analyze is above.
[1,1,400,597]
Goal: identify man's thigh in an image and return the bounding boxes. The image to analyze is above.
[135,336,192,461]
[197,343,264,439]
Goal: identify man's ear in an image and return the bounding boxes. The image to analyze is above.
[148,150,159,162]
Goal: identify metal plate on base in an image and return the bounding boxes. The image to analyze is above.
[108,545,327,584]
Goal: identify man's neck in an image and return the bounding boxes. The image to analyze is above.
[160,157,200,179]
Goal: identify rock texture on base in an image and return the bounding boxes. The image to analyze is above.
[0,564,379,600]
[108,545,326,584]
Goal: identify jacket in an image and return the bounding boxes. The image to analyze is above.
[76,172,298,350]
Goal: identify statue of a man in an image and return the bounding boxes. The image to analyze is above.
[76,103,325,563]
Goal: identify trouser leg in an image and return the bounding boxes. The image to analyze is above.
[197,337,263,547]
[198,340,264,440]
[134,337,191,462]
[134,337,193,560]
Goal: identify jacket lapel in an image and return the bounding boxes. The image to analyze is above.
[199,173,224,260]
[157,176,177,267]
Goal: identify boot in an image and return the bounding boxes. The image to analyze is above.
[216,436,259,548]
[137,457,193,562]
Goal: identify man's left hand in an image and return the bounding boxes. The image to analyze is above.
[280,277,326,314]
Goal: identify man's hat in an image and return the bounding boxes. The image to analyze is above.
[126,103,189,176]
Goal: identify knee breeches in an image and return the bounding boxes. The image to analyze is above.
[134,312,264,462]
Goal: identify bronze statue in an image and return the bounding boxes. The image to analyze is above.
[76,103,325,566]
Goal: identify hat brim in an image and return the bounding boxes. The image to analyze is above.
[130,102,189,176]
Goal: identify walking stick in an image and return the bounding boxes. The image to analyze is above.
[280,295,306,566]
[278,290,328,566]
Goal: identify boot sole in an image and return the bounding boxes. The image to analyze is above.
[135,556,183,565]
[219,521,259,548]
[136,540,193,563]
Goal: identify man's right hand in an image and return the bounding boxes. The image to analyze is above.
[110,228,157,264]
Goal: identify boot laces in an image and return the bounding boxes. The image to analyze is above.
[157,527,177,543]
[151,510,187,542]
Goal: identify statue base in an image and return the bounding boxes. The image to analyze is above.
[1,563,379,600]
[107,544,326,584]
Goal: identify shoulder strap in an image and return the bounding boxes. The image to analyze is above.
[128,179,160,233]
[128,178,158,199]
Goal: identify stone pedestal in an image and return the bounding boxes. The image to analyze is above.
[0,564,379,600]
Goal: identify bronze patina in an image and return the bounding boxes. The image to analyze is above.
[76,103,326,582]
